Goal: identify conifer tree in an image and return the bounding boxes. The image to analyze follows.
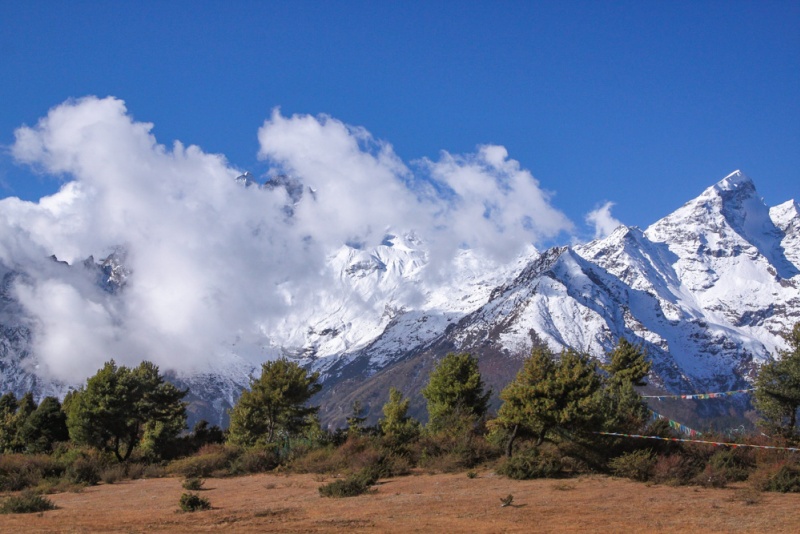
[601,338,650,433]
[603,337,651,387]
[379,387,420,448]
[422,352,490,432]
[0,392,38,453]
[755,323,800,440]
[67,360,187,462]
[18,396,69,453]
[346,400,367,437]
[494,347,602,456]
[0,392,18,452]
[228,358,321,446]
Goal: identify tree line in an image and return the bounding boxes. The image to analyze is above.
[2,322,800,470]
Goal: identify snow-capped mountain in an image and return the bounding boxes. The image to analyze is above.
[309,171,800,425]
[0,171,798,428]
[437,171,799,391]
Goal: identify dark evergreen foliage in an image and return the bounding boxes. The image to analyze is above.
[227,358,321,446]
[66,360,187,462]
[422,352,490,432]
[755,323,800,440]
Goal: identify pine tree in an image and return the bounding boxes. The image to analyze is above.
[18,396,69,453]
[379,387,420,448]
[0,392,18,452]
[67,360,187,462]
[494,347,603,456]
[603,337,650,387]
[755,323,800,440]
[601,338,650,433]
[227,358,321,446]
[346,400,367,437]
[422,353,490,432]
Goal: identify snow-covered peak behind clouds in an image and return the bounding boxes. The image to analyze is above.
[0,97,568,385]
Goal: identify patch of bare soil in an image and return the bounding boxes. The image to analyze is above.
[2,471,799,533]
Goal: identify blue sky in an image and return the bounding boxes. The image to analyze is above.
[1,0,798,238]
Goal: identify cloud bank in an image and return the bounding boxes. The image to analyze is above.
[1,96,574,383]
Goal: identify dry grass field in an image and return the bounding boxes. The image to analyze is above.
[1,470,799,533]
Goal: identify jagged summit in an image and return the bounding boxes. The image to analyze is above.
[770,199,800,231]
[716,169,752,190]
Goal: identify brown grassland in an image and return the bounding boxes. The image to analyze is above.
[1,470,799,533]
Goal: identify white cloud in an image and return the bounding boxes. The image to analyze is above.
[1,97,575,383]
[585,201,622,239]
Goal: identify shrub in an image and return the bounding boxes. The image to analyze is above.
[126,462,146,480]
[707,448,753,481]
[497,446,562,480]
[692,464,731,488]
[66,457,101,486]
[179,492,211,512]
[289,445,342,474]
[651,453,701,486]
[691,448,754,487]
[762,463,800,493]
[229,446,280,475]
[380,452,413,478]
[167,444,241,478]
[182,477,205,491]
[54,447,108,486]
[289,436,392,477]
[142,464,165,479]
[35,477,84,495]
[318,466,379,498]
[608,449,656,482]
[417,429,499,472]
[0,490,56,514]
[100,464,127,484]
[0,454,64,492]
[318,477,371,498]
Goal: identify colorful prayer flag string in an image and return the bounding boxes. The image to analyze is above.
[592,431,800,452]
[641,388,755,400]
[650,410,702,437]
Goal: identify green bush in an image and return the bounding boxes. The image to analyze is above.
[318,468,378,498]
[0,490,56,514]
[497,446,563,480]
[289,436,392,477]
[608,449,656,482]
[167,444,241,478]
[691,448,754,488]
[417,428,499,472]
[707,448,753,482]
[763,464,800,493]
[179,492,211,512]
[182,477,205,491]
[0,454,64,492]
[66,457,101,486]
[318,477,370,498]
[100,464,127,484]
[229,446,280,475]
